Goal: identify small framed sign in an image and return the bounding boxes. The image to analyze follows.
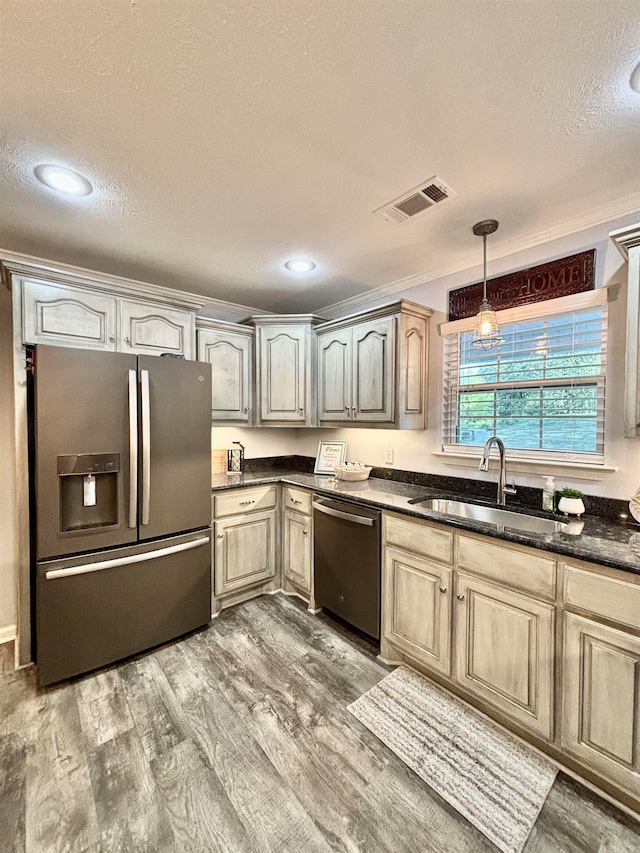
[314,440,347,475]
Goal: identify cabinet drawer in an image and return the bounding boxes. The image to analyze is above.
[283,487,312,515]
[214,485,277,518]
[457,535,556,600]
[384,515,453,564]
[563,565,640,631]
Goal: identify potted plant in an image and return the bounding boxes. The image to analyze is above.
[558,487,585,517]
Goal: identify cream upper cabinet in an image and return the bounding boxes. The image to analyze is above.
[562,613,640,796]
[383,546,452,676]
[120,299,195,359]
[455,572,555,739]
[197,320,253,423]
[317,326,353,422]
[316,300,432,428]
[22,278,118,351]
[247,315,325,426]
[611,222,640,438]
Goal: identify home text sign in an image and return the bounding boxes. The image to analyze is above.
[448,249,596,321]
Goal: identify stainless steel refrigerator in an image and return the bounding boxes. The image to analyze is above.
[33,344,212,686]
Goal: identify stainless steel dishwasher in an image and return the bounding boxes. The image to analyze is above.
[312,496,381,639]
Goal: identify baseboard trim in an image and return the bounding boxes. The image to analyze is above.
[0,624,17,645]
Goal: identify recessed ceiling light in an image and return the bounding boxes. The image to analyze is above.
[34,164,93,196]
[284,258,316,273]
[630,60,640,94]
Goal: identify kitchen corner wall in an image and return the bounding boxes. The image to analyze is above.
[0,285,17,636]
[296,214,640,501]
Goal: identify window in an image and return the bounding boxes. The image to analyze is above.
[442,292,607,464]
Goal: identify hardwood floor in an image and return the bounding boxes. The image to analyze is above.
[1,593,639,852]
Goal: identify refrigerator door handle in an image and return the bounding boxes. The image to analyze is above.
[140,368,151,525]
[45,535,210,580]
[128,369,138,528]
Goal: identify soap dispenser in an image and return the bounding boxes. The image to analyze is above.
[542,476,555,512]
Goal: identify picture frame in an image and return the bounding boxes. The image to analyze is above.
[314,440,347,475]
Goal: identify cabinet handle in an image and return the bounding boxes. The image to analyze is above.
[217,534,224,539]
[243,407,248,413]
[239,499,255,506]
[456,594,465,601]
[439,586,447,594]
[299,408,304,414]
[303,529,308,535]
[351,407,356,416]
[292,499,302,504]
[109,334,115,342]
[125,336,131,344]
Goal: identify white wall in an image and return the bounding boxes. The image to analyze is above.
[0,286,17,635]
[211,426,298,459]
[296,214,640,501]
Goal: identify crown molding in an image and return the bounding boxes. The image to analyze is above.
[317,194,640,318]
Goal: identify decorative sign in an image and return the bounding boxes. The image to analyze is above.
[314,440,347,475]
[448,249,595,321]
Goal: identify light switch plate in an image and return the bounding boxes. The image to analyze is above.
[384,447,394,465]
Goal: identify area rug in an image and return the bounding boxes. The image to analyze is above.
[348,666,557,853]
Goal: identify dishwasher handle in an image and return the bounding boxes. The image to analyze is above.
[312,500,375,527]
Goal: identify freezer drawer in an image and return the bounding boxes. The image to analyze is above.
[36,529,211,686]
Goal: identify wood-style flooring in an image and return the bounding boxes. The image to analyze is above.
[1,593,639,852]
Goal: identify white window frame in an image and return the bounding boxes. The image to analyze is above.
[440,290,609,466]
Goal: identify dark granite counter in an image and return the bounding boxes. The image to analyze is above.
[212,470,640,576]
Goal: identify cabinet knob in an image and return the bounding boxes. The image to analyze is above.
[243,407,248,413]
[299,408,304,414]
[456,593,465,601]
[439,586,447,594]
[303,529,308,535]
[108,334,115,342]
[351,407,356,415]
[125,336,131,345]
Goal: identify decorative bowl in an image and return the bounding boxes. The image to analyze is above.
[334,464,372,482]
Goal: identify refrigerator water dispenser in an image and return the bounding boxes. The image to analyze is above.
[57,453,120,531]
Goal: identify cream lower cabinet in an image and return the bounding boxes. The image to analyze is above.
[282,486,313,595]
[562,614,640,796]
[283,510,312,593]
[383,546,452,676]
[455,572,555,739]
[214,510,277,596]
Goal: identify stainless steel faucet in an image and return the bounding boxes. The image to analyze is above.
[479,436,517,506]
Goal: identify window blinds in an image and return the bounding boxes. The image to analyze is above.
[442,292,608,463]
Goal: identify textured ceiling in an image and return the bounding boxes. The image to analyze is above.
[1,0,639,314]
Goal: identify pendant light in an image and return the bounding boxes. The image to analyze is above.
[471,219,500,350]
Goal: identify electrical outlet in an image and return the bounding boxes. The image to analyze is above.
[384,446,394,465]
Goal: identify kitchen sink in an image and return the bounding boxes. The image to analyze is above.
[408,497,568,535]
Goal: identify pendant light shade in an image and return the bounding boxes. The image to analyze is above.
[471,219,500,350]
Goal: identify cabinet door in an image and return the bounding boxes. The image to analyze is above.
[120,300,194,359]
[22,279,117,350]
[214,511,276,596]
[455,573,555,739]
[562,614,640,795]
[283,509,312,593]
[352,317,395,423]
[198,328,251,422]
[258,325,307,422]
[317,327,352,422]
[383,547,452,676]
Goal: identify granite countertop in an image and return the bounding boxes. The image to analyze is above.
[212,470,640,576]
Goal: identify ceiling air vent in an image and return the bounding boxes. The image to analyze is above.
[374,176,457,224]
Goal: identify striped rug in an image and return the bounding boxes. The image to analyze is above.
[348,666,556,853]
